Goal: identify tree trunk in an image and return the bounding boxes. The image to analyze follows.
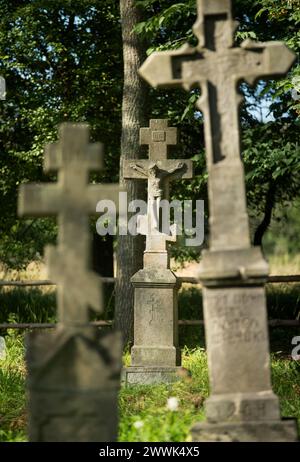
[254,181,276,247]
[115,0,148,346]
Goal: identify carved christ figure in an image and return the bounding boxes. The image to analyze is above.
[129,161,184,233]
[129,161,184,200]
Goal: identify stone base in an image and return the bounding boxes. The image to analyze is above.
[122,366,182,385]
[191,419,299,442]
[27,327,122,442]
[131,345,180,367]
[205,391,281,422]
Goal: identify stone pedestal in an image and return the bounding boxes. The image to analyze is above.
[27,326,122,442]
[122,119,194,386]
[191,248,299,442]
[123,266,181,385]
[191,419,298,442]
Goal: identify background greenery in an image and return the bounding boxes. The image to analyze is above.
[0,0,299,266]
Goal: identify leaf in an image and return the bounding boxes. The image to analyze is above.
[255,7,268,20]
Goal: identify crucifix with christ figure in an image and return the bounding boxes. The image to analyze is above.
[123,119,193,262]
[124,120,192,383]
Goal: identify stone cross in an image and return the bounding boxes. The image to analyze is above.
[18,123,122,442]
[139,0,295,252]
[123,119,193,259]
[19,123,118,325]
[139,0,298,441]
[123,120,193,385]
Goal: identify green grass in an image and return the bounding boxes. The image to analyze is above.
[0,332,299,442]
[119,348,208,442]
[0,333,27,442]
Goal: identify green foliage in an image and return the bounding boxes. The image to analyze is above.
[0,218,57,266]
[244,123,300,213]
[267,284,300,321]
[0,0,122,265]
[135,0,197,51]
[0,0,299,265]
[0,288,56,326]
[134,0,300,257]
[264,200,300,256]
[178,287,204,349]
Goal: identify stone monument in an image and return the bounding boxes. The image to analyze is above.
[139,0,298,441]
[18,123,122,442]
[123,119,193,385]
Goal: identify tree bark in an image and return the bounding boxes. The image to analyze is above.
[254,181,276,247]
[115,0,148,346]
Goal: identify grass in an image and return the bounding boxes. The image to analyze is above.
[119,348,208,442]
[0,332,299,442]
[0,333,27,442]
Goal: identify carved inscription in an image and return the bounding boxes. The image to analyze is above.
[152,130,166,142]
[205,290,267,346]
[240,400,267,420]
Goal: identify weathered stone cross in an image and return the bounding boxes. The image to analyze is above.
[140,0,295,252]
[19,123,119,325]
[124,120,190,384]
[139,0,299,440]
[123,119,193,259]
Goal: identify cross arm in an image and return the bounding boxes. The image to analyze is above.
[140,126,177,146]
[239,40,296,85]
[18,183,61,217]
[158,160,193,180]
[139,44,196,89]
[44,142,104,173]
[123,159,193,180]
[123,160,149,179]
[87,183,120,214]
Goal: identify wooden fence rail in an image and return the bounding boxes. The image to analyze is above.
[1,274,300,287]
[0,277,115,287]
[0,319,299,330]
[0,275,299,330]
